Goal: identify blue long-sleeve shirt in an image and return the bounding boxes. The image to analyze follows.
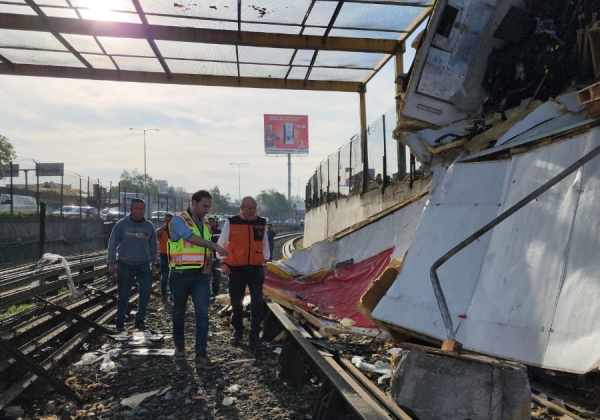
[107,215,158,268]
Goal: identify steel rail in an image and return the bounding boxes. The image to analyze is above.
[266,301,412,419]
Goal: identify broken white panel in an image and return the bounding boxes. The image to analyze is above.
[371,161,508,339]
[335,196,427,264]
[284,196,426,274]
[504,111,588,147]
[456,135,587,367]
[495,101,563,146]
[284,241,337,275]
[543,129,600,372]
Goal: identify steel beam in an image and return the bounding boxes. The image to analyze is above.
[0,13,400,54]
[0,63,361,92]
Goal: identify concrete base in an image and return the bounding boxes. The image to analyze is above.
[390,349,530,420]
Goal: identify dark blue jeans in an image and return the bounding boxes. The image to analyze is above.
[159,254,170,297]
[228,265,264,334]
[170,269,210,355]
[211,259,221,297]
[115,261,153,325]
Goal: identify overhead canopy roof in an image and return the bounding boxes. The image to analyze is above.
[0,0,432,92]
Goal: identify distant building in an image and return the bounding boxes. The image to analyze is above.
[155,179,168,192]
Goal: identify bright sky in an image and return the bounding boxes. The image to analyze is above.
[0,49,416,201]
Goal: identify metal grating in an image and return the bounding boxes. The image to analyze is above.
[0,0,433,91]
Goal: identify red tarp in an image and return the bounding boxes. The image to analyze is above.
[264,247,394,328]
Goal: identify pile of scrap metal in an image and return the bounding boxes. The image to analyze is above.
[395,0,600,168]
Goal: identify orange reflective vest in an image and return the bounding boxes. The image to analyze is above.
[224,215,267,266]
[168,210,211,269]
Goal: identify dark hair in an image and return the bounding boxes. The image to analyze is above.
[130,198,145,208]
[191,190,212,203]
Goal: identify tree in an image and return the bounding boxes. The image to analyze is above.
[257,189,291,219]
[109,169,159,198]
[0,134,16,179]
[209,186,233,214]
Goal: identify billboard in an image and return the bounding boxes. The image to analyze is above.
[36,163,64,177]
[264,114,308,155]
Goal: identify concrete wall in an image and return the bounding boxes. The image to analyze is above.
[303,179,430,247]
[0,217,106,265]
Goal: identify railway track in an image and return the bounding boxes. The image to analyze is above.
[0,248,596,419]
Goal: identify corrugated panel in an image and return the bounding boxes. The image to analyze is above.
[239,46,294,65]
[240,1,311,25]
[112,55,164,72]
[0,28,67,50]
[0,4,35,15]
[0,0,433,87]
[36,0,67,5]
[140,0,237,19]
[71,0,135,12]
[78,9,140,23]
[61,34,104,54]
[240,63,289,78]
[0,47,85,66]
[166,59,236,76]
[96,37,154,57]
[336,3,424,32]
[305,1,337,26]
[81,53,116,70]
[241,23,301,34]
[314,50,385,69]
[287,66,308,80]
[146,15,237,30]
[156,40,236,61]
[292,50,316,66]
[308,67,371,82]
[40,6,78,18]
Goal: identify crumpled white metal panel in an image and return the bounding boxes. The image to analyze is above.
[373,128,600,373]
[543,129,600,372]
[371,161,508,339]
[456,134,587,367]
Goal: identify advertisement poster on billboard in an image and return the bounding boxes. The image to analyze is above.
[264,114,309,155]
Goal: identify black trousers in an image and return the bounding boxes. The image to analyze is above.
[228,265,265,334]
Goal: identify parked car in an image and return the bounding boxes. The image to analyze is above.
[151,210,169,219]
[53,205,99,218]
[100,208,110,220]
[106,208,128,222]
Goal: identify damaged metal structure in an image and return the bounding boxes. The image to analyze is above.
[269,0,600,409]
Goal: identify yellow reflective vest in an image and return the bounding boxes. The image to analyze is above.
[168,210,212,270]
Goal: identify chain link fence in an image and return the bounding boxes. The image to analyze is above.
[1,158,190,219]
[306,107,409,210]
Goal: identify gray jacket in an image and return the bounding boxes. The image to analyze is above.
[107,215,158,269]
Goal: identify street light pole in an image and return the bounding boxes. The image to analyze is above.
[230,162,249,203]
[129,127,159,216]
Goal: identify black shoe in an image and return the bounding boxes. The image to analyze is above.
[249,333,266,351]
[230,330,243,345]
[115,323,125,332]
[134,321,147,330]
[195,353,218,370]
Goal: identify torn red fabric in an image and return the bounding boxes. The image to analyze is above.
[264,247,394,328]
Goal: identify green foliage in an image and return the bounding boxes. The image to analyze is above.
[209,186,232,214]
[257,189,291,217]
[109,169,159,198]
[0,134,16,179]
[1,302,35,318]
